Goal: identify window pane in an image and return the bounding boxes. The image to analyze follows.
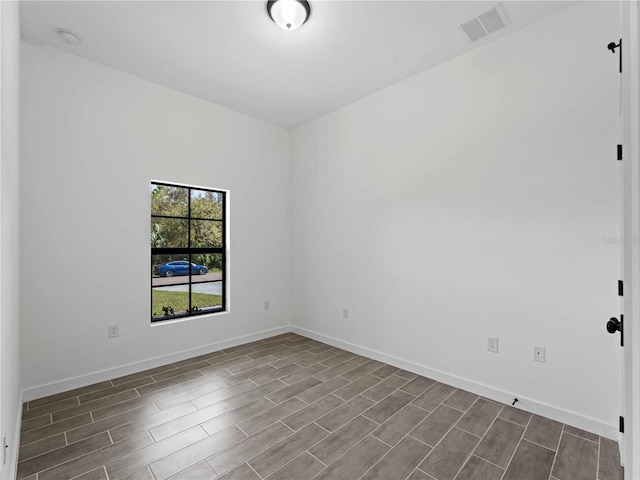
[191,253,223,277]
[152,254,191,286]
[191,189,223,219]
[151,184,188,217]
[191,282,223,314]
[190,220,222,247]
[152,286,189,321]
[151,218,188,248]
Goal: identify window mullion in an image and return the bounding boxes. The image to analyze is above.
[188,187,192,315]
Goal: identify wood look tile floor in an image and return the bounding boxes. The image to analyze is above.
[18,333,624,480]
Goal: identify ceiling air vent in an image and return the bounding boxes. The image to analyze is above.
[461,6,507,42]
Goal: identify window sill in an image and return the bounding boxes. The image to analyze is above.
[150,309,229,327]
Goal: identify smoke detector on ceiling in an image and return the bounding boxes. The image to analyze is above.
[461,7,508,43]
[56,29,81,46]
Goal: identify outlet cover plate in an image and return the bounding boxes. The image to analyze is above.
[108,324,120,338]
[534,345,546,363]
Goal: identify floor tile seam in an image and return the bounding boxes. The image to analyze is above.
[282,395,345,431]
[355,394,455,478]
[18,424,115,464]
[87,397,167,425]
[290,395,310,407]
[53,390,144,424]
[68,464,110,480]
[359,410,382,425]
[310,433,389,480]
[360,380,407,403]
[452,424,483,440]
[335,379,386,403]
[521,437,560,454]
[17,431,116,480]
[17,436,73,464]
[467,404,521,470]
[234,406,302,437]
[368,369,399,380]
[411,383,457,414]
[306,450,329,467]
[416,466,436,479]
[33,404,204,480]
[20,428,84,450]
[194,402,279,436]
[406,465,425,480]
[373,434,395,449]
[406,433,432,450]
[469,453,507,472]
[413,420,478,477]
[498,413,534,480]
[109,402,199,441]
[547,423,566,479]
[497,413,530,428]
[316,358,353,370]
[204,421,297,478]
[105,423,220,479]
[443,390,483,414]
[312,421,333,435]
[246,461,265,480]
[562,429,599,446]
[23,397,82,420]
[369,401,429,443]
[595,435,602,480]
[245,424,330,479]
[181,382,255,410]
[206,355,255,370]
[356,427,432,480]
[410,403,433,415]
[294,386,341,405]
[20,413,55,435]
[30,388,116,412]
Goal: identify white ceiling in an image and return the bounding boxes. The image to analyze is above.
[20,1,573,129]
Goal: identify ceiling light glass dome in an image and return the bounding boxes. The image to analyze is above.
[267,0,311,31]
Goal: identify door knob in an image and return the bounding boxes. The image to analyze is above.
[607,317,622,334]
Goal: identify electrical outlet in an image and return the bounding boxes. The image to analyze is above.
[264,300,270,311]
[342,307,349,319]
[108,324,120,338]
[487,336,499,353]
[534,345,546,363]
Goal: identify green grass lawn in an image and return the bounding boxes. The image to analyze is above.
[152,290,222,317]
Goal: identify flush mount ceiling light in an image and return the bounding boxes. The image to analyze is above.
[56,29,81,46]
[267,0,311,31]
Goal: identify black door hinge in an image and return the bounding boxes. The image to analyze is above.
[620,416,625,433]
[618,280,623,296]
[617,144,623,161]
[620,314,624,347]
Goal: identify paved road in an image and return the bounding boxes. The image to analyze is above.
[152,272,222,287]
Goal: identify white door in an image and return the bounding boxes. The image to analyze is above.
[618,1,639,477]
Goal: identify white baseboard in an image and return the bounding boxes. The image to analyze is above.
[292,326,618,441]
[4,390,22,480]
[22,325,291,402]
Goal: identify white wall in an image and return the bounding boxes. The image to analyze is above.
[1,1,22,478]
[20,42,292,396]
[291,2,621,437]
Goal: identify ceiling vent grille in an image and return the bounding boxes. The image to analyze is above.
[461,7,507,42]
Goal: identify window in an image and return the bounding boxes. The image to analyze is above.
[151,182,226,322]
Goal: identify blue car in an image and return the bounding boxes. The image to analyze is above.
[154,261,208,277]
